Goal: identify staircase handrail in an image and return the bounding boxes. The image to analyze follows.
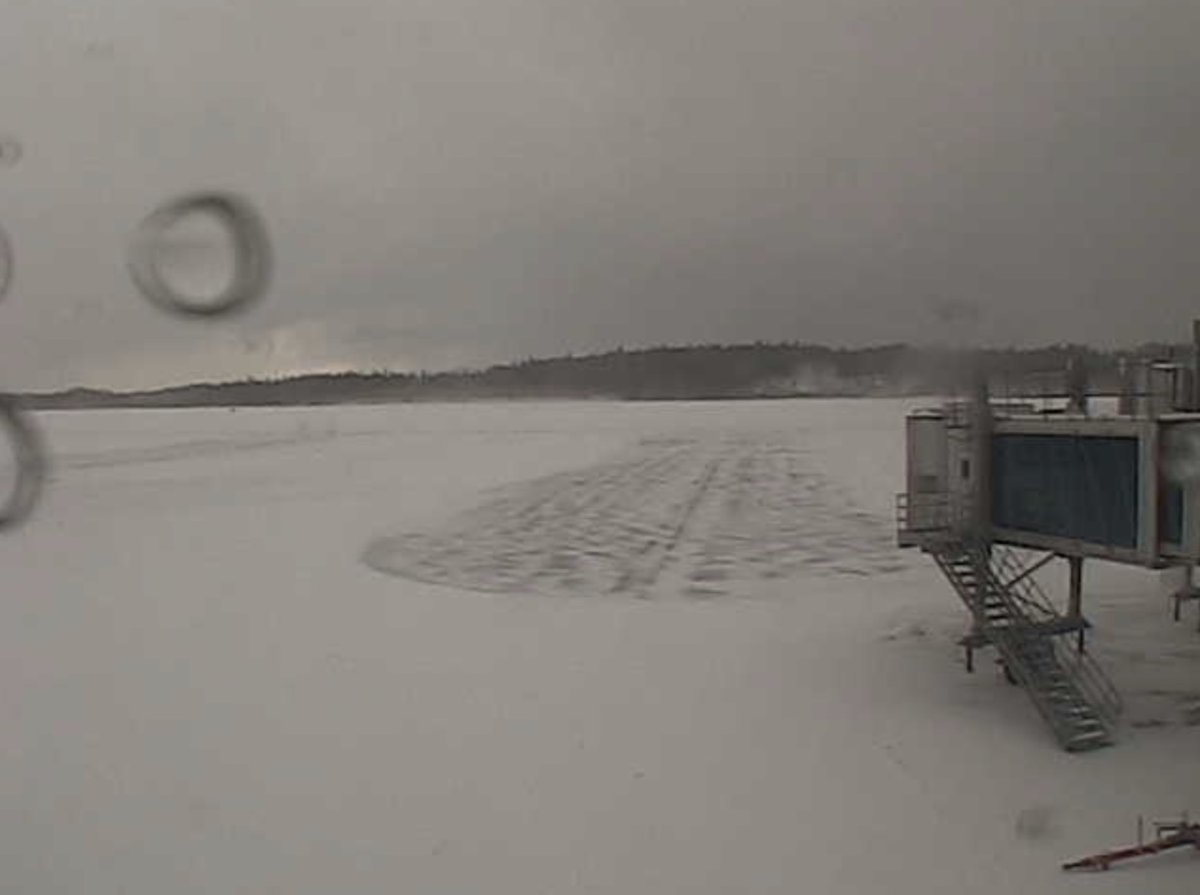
[1051,635,1124,721]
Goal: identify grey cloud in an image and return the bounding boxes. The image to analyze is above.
[1,1,1199,389]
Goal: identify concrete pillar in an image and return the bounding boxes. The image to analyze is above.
[971,371,992,540]
[1069,556,1085,654]
[1171,563,1196,626]
[1068,556,1083,617]
[1192,320,1200,411]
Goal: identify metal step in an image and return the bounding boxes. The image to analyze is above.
[931,541,1120,751]
[1001,634,1115,750]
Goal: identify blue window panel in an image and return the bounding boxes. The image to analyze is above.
[991,435,1139,549]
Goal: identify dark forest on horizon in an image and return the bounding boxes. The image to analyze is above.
[20,340,1199,409]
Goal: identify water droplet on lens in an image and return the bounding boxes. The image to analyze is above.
[149,207,238,311]
[129,192,271,317]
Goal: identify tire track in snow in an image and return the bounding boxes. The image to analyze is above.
[363,434,913,599]
[613,455,721,599]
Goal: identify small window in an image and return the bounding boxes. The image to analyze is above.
[961,459,971,480]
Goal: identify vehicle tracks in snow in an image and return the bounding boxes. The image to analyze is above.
[363,434,911,599]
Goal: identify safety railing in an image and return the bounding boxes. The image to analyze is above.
[944,400,971,428]
[895,492,973,543]
[1052,633,1124,723]
[981,546,1124,726]
[988,546,1059,623]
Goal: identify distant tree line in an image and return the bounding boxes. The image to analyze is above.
[20,340,1197,409]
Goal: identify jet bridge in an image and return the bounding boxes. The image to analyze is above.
[895,325,1200,750]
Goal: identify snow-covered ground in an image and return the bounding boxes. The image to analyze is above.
[2,399,1198,893]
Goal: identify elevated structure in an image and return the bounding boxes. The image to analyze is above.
[897,324,1200,751]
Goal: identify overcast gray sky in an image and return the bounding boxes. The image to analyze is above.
[1,0,1198,390]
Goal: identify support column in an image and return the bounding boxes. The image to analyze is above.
[1069,555,1084,653]
[1066,355,1088,415]
[971,372,992,540]
[1194,563,1200,633]
[1191,319,1200,411]
[1170,564,1194,624]
[968,370,991,671]
[970,546,988,673]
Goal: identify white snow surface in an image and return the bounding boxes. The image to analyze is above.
[2,398,1198,894]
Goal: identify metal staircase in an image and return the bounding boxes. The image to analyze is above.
[930,539,1122,751]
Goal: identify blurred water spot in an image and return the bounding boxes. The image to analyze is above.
[149,207,238,308]
[1163,424,1200,484]
[0,398,44,531]
[0,430,18,517]
[0,137,20,167]
[1015,805,1060,841]
[129,192,271,317]
[0,224,11,301]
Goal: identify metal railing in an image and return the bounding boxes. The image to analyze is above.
[971,545,1124,730]
[987,546,1059,623]
[987,627,1111,748]
[895,491,972,540]
[916,521,1124,747]
[1051,632,1124,723]
[944,400,971,428]
[993,365,1193,417]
